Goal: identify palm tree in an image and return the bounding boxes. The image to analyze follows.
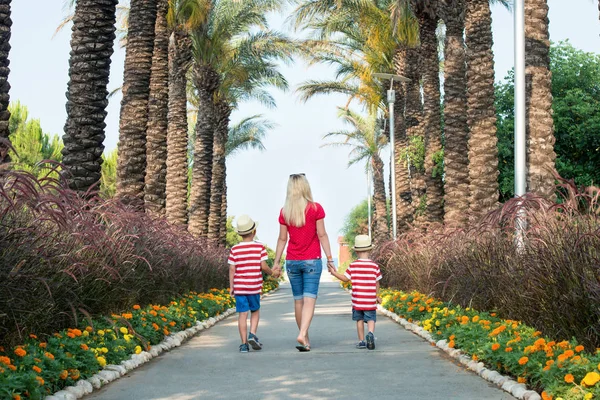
[439,0,469,226]
[221,114,273,241]
[144,0,169,217]
[465,0,511,220]
[188,0,289,238]
[62,0,118,194]
[0,0,11,163]
[165,0,208,226]
[115,0,157,203]
[412,0,444,223]
[323,109,389,243]
[525,0,556,200]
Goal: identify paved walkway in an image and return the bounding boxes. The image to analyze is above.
[87,283,515,399]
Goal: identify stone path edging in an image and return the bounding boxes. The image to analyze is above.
[46,286,280,400]
[377,305,542,400]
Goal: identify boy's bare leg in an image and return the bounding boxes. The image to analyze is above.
[367,320,375,335]
[357,320,365,341]
[249,309,260,335]
[238,311,248,343]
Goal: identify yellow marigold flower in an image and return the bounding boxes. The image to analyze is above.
[575,345,584,352]
[101,347,108,354]
[581,371,600,387]
[492,343,500,351]
[518,357,529,365]
[83,331,89,337]
[135,346,142,354]
[32,366,42,373]
[97,330,105,336]
[119,327,128,334]
[564,374,574,383]
[96,356,107,367]
[584,393,592,400]
[14,347,26,357]
[59,370,69,380]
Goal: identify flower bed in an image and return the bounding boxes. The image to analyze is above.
[380,289,600,400]
[0,288,251,400]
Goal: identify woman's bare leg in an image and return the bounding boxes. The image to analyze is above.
[297,297,317,347]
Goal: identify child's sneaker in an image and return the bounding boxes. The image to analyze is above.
[366,332,375,350]
[248,333,262,350]
[239,343,249,353]
[356,341,367,349]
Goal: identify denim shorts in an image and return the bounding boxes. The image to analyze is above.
[286,259,323,300]
[235,294,260,313]
[352,309,377,322]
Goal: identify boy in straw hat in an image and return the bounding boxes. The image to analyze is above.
[228,215,277,353]
[328,235,382,350]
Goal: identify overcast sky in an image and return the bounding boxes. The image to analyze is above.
[10,1,600,257]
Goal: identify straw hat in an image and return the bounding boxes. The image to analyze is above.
[235,215,258,235]
[353,234,372,251]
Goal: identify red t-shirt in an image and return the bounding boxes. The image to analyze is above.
[344,259,382,311]
[278,202,325,260]
[228,241,268,295]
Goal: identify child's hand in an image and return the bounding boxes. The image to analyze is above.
[328,265,336,274]
[376,296,382,304]
[229,287,234,296]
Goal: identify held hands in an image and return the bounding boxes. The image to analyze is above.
[272,262,282,279]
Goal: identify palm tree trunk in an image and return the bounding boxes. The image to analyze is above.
[440,0,470,227]
[165,31,191,226]
[144,0,169,217]
[188,63,219,237]
[372,153,388,244]
[116,0,157,203]
[403,46,427,226]
[525,0,556,200]
[394,47,414,233]
[62,0,117,194]
[465,0,499,220]
[207,100,230,241]
[0,0,11,163]
[417,8,444,223]
[219,175,227,245]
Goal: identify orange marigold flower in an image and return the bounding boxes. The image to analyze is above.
[8,364,16,371]
[133,305,141,310]
[59,370,69,380]
[122,313,133,320]
[161,318,167,322]
[564,374,575,383]
[85,326,93,332]
[0,356,11,365]
[518,357,529,365]
[12,395,21,400]
[39,342,47,349]
[472,316,480,323]
[36,376,44,386]
[505,347,513,352]
[80,344,89,351]
[419,306,425,312]
[543,366,551,371]
[66,332,75,339]
[546,360,554,366]
[541,391,552,400]
[70,369,80,380]
[449,335,455,341]
[492,343,500,351]
[14,347,26,357]
[582,371,600,387]
[44,352,54,360]
[32,366,42,373]
[149,310,158,317]
[152,323,159,331]
[448,340,455,349]
[169,321,176,327]
[564,350,574,358]
[517,377,526,383]
[29,334,37,339]
[575,345,584,352]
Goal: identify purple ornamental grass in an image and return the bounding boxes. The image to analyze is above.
[0,169,228,347]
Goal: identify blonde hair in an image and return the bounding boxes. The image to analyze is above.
[282,174,314,227]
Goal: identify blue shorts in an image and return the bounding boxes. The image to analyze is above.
[352,309,377,323]
[235,294,260,313]
[286,259,322,300]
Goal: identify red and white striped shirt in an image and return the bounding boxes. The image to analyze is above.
[344,259,382,311]
[228,241,268,295]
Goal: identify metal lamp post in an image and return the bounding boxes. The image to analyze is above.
[514,0,527,246]
[367,165,372,240]
[373,72,410,240]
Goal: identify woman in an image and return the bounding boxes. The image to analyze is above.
[272,174,335,352]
